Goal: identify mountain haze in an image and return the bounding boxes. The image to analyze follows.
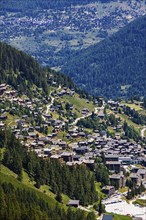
[61,15,146,98]
[0,0,113,11]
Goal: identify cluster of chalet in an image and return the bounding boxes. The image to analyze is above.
[0,84,16,96]
[1,1,144,45]
[56,87,75,97]
[1,83,146,196]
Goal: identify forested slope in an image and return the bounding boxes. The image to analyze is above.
[0,42,49,95]
[0,41,89,98]
[61,15,146,98]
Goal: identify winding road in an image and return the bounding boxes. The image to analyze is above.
[42,85,103,125]
[141,126,146,139]
[42,85,61,120]
[71,112,93,126]
[71,106,101,126]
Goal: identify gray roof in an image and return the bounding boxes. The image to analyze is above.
[68,200,79,205]
[102,214,113,220]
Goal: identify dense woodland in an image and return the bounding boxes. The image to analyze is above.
[62,15,146,98]
[0,42,48,96]
[0,180,97,220]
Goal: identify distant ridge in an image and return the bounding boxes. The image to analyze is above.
[61,15,146,98]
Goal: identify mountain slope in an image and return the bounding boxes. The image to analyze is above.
[0,42,49,96]
[0,168,89,220]
[61,15,146,98]
[0,41,89,99]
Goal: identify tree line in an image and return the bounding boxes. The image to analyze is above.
[123,106,146,126]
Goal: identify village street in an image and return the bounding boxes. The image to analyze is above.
[42,85,61,120]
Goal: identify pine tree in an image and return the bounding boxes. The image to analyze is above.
[55,191,62,203]
[98,198,104,216]
[87,212,96,220]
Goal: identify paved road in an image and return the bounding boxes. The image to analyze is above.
[42,85,61,120]
[71,104,105,126]
[46,95,54,114]
[141,126,146,139]
[71,112,93,126]
[43,88,103,125]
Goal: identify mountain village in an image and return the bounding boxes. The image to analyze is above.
[1,81,146,218]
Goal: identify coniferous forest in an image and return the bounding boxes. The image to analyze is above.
[0,180,97,220]
[0,42,90,99]
[61,15,146,98]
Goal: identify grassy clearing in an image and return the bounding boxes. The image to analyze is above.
[113,213,132,220]
[47,126,53,134]
[118,186,128,193]
[84,128,93,133]
[133,199,146,207]
[106,109,113,115]
[121,196,130,204]
[107,126,116,136]
[108,213,132,220]
[0,148,5,160]
[22,170,36,188]
[52,111,60,119]
[56,131,68,142]
[56,131,67,139]
[5,112,19,126]
[123,103,142,111]
[107,213,132,220]
[95,182,106,199]
[62,94,95,116]
[0,165,69,210]
[138,109,146,116]
[0,164,17,178]
[117,113,142,132]
[62,193,70,205]
[40,185,55,199]
[0,166,58,208]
